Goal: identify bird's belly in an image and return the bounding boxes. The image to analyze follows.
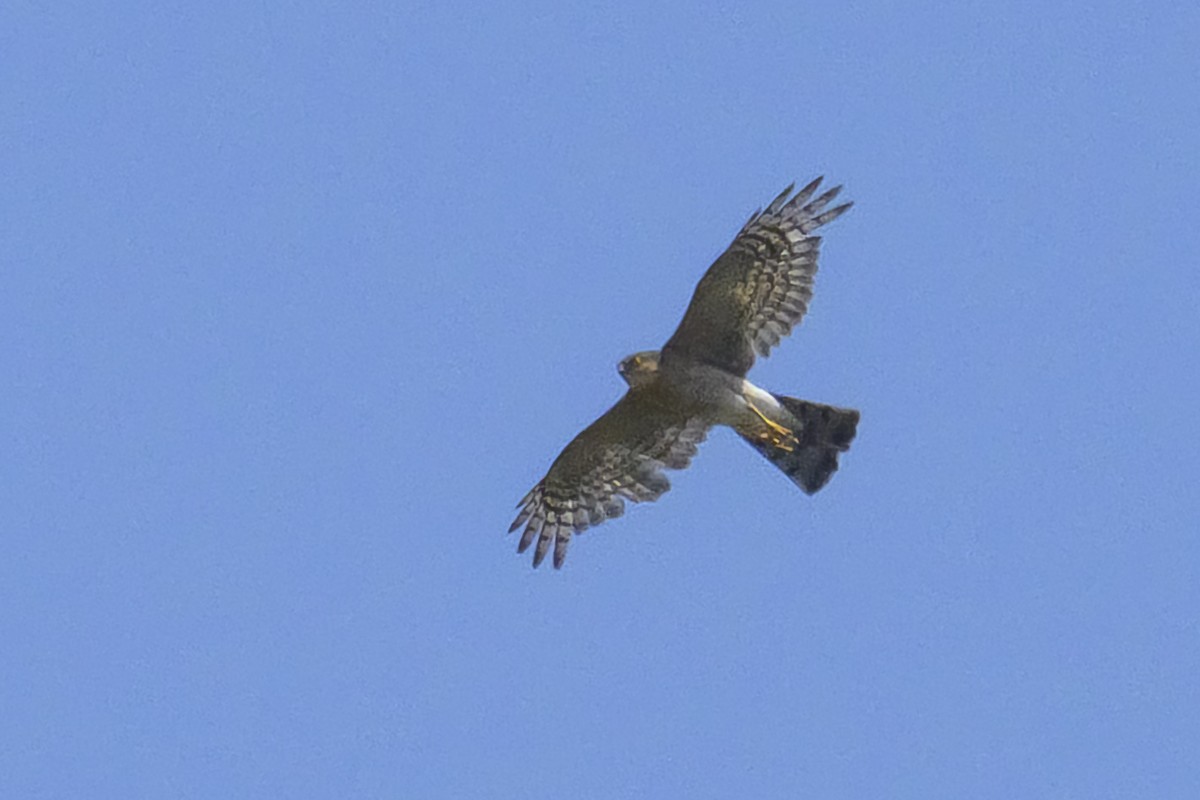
[660,361,771,425]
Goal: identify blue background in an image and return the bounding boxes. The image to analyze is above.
[4,2,1198,797]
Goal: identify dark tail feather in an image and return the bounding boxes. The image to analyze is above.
[740,397,859,494]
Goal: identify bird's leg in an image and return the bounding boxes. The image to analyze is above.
[747,399,797,450]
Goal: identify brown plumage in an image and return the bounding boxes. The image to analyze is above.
[511,178,858,568]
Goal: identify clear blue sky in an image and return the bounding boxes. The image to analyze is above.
[3,2,1198,797]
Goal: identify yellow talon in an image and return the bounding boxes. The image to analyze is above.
[756,429,794,452]
[746,399,798,451]
[748,399,795,439]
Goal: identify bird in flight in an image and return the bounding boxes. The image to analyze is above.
[511,178,859,568]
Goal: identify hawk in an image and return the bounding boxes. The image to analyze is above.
[511,178,859,568]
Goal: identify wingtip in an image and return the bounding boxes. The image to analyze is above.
[787,176,825,209]
[517,519,539,553]
[815,201,854,227]
[811,184,843,207]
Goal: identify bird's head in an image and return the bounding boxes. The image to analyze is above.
[617,350,661,387]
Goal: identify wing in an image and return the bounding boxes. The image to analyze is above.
[509,388,709,569]
[662,177,853,376]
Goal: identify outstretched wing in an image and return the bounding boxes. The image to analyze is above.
[662,177,853,376]
[510,388,709,569]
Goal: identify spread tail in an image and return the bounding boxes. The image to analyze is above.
[739,396,859,494]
